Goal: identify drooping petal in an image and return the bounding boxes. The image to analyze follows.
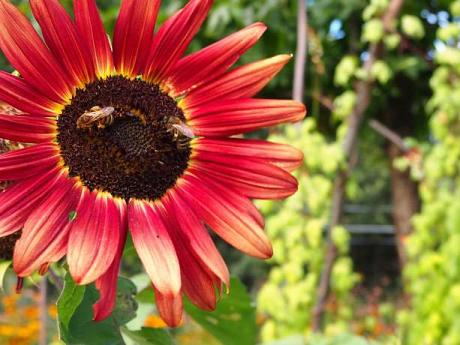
[164,189,229,285]
[168,22,266,96]
[154,286,183,328]
[193,138,304,172]
[113,0,160,77]
[93,200,127,321]
[160,199,221,311]
[0,114,56,143]
[0,0,73,103]
[74,0,114,78]
[177,173,272,259]
[67,190,123,285]
[128,199,181,295]
[0,167,61,237]
[144,0,213,83]
[0,72,61,116]
[183,54,292,110]
[13,171,79,277]
[189,98,306,136]
[0,144,60,181]
[30,0,95,87]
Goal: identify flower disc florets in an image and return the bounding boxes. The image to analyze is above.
[57,76,191,200]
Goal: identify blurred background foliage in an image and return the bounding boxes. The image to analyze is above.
[1,0,460,344]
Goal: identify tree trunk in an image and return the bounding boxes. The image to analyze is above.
[388,143,420,268]
[311,0,406,331]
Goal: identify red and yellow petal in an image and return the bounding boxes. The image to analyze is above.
[161,201,223,311]
[183,54,292,110]
[193,138,304,172]
[177,173,272,259]
[113,0,160,77]
[192,152,298,199]
[0,0,73,103]
[128,199,181,296]
[74,0,114,79]
[168,22,266,96]
[164,190,229,286]
[67,189,124,285]
[0,144,60,181]
[0,72,61,116]
[13,170,79,276]
[93,201,127,321]
[0,167,61,237]
[0,114,56,143]
[153,286,183,328]
[144,0,213,83]
[189,98,306,136]
[30,0,95,87]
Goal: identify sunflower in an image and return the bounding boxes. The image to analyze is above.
[0,0,305,326]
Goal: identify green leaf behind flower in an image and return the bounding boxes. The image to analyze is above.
[57,273,137,345]
[185,277,257,345]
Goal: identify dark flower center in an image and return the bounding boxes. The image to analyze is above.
[0,231,20,260]
[57,76,191,200]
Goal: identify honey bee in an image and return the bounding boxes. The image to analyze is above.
[165,116,195,150]
[77,106,115,130]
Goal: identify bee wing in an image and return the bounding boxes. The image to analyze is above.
[172,123,195,138]
[77,107,115,127]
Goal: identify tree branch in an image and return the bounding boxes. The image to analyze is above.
[311,0,406,332]
[293,0,308,102]
[369,119,408,151]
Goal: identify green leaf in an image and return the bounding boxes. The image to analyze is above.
[57,273,86,333]
[0,260,11,292]
[401,15,425,39]
[57,273,137,345]
[263,335,305,345]
[121,327,174,345]
[306,333,378,345]
[185,277,256,345]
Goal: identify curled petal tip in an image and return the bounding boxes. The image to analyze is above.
[155,290,183,328]
[259,243,274,260]
[15,277,24,294]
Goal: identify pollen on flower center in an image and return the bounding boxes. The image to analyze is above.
[57,76,191,201]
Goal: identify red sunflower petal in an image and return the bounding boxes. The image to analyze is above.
[30,0,95,87]
[183,54,292,109]
[0,0,73,103]
[0,114,56,143]
[169,22,266,96]
[160,201,220,311]
[189,98,306,137]
[128,199,181,295]
[0,72,61,116]
[74,0,114,79]
[93,200,127,321]
[164,189,229,285]
[174,244,217,311]
[193,138,304,172]
[0,167,60,237]
[0,144,59,181]
[192,151,298,199]
[144,0,213,83]
[186,170,265,227]
[68,190,123,285]
[113,0,160,77]
[154,286,183,328]
[13,171,79,276]
[177,173,272,259]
